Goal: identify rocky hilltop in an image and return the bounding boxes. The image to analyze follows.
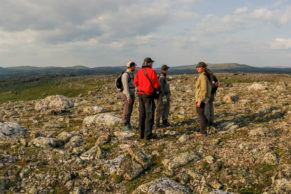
[0,73,290,193]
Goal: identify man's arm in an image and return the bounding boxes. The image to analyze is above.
[122,73,131,101]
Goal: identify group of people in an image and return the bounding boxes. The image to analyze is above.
[119,57,218,140]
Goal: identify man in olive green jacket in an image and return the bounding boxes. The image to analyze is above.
[195,61,212,136]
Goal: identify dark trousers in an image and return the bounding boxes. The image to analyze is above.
[155,95,170,124]
[196,102,208,134]
[138,94,155,139]
[204,100,214,124]
[122,94,135,125]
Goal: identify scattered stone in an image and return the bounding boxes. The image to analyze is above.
[0,122,25,139]
[205,155,215,164]
[186,169,203,180]
[128,148,152,169]
[120,154,144,180]
[163,151,200,170]
[178,134,190,143]
[263,152,278,165]
[56,131,74,143]
[31,137,63,148]
[65,135,83,149]
[35,95,74,112]
[114,131,135,141]
[95,134,111,145]
[249,127,270,136]
[83,113,122,127]
[104,155,126,175]
[133,177,192,194]
[247,83,267,90]
[80,145,105,160]
[209,190,235,194]
[222,93,239,103]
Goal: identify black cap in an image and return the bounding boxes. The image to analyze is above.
[161,65,170,71]
[144,57,154,63]
[196,61,207,68]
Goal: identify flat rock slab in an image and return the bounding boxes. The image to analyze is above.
[133,177,192,194]
[83,113,122,127]
[163,151,200,170]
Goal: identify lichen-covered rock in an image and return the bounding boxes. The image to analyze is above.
[0,122,25,139]
[35,95,74,112]
[65,135,83,149]
[95,134,111,145]
[133,177,192,194]
[128,148,152,169]
[163,151,200,170]
[114,131,135,141]
[83,113,121,127]
[80,145,105,160]
[120,154,144,180]
[262,152,278,165]
[56,131,74,143]
[247,83,267,90]
[31,137,63,148]
[104,154,126,175]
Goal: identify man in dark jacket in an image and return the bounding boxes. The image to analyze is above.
[155,65,171,127]
[134,57,160,140]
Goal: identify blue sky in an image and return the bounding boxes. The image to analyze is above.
[0,0,290,67]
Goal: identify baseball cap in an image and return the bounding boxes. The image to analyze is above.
[144,57,154,63]
[161,65,170,70]
[127,61,136,67]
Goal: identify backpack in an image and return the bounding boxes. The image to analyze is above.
[210,75,219,95]
[115,72,130,92]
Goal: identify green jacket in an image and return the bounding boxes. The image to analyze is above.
[195,72,212,104]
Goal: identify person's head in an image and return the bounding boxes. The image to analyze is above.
[161,64,170,74]
[127,61,136,72]
[142,57,154,68]
[196,61,207,73]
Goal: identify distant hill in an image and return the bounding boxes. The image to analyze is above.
[167,63,291,74]
[0,63,290,80]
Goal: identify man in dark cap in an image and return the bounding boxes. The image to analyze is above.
[134,57,160,140]
[195,61,212,136]
[155,65,171,128]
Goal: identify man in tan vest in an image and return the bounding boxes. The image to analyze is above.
[195,61,212,136]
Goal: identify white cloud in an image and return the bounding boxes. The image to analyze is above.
[195,6,290,35]
[271,38,291,49]
[234,7,248,15]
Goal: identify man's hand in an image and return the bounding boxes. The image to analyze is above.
[196,102,201,108]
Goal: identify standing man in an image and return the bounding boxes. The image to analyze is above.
[122,61,137,130]
[134,57,160,140]
[156,65,171,128]
[195,62,212,136]
[205,68,219,126]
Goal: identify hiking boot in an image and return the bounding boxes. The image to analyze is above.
[145,134,158,140]
[123,125,130,130]
[128,124,137,130]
